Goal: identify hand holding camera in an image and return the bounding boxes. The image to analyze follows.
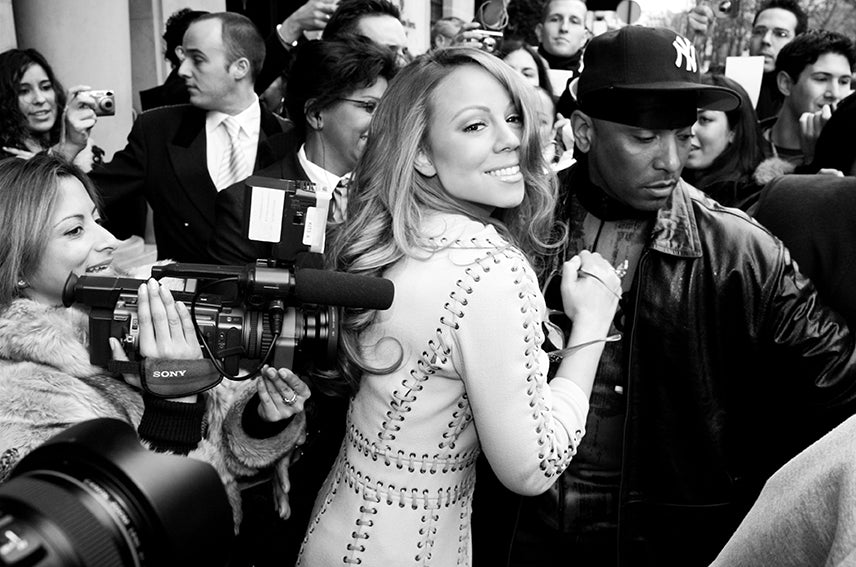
[454,22,503,54]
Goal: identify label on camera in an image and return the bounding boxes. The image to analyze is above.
[141,358,222,398]
[304,192,331,253]
[248,185,285,242]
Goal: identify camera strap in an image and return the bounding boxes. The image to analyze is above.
[109,359,223,399]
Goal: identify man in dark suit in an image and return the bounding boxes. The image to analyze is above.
[90,12,290,262]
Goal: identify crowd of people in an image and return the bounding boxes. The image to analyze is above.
[1,0,856,566]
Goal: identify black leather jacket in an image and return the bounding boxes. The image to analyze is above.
[548,171,856,566]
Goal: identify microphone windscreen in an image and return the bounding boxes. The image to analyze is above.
[294,269,394,309]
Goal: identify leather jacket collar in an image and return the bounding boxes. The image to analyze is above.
[566,160,703,259]
[649,180,703,259]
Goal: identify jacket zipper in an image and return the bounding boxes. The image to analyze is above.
[615,248,649,566]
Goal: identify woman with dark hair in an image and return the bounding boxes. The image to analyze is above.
[682,74,764,210]
[497,39,553,94]
[0,48,99,167]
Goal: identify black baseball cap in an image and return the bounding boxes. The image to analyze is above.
[575,26,741,129]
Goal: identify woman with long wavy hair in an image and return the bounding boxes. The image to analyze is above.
[683,73,765,210]
[0,48,99,166]
[297,47,620,566]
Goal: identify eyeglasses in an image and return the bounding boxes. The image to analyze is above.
[337,98,379,115]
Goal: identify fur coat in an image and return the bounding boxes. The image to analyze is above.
[0,298,306,529]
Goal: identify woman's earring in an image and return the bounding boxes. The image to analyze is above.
[16,279,28,290]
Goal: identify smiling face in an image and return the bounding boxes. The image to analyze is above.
[415,65,524,216]
[687,109,733,170]
[536,0,588,59]
[750,8,798,73]
[17,63,58,137]
[782,52,853,116]
[315,78,389,176]
[575,114,692,212]
[25,176,119,306]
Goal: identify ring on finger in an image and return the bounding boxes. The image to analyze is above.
[280,390,297,405]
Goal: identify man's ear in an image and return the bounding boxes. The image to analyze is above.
[570,110,593,154]
[305,100,323,130]
[776,70,793,97]
[231,57,251,81]
[414,148,436,177]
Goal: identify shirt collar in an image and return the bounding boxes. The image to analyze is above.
[297,144,350,193]
[205,95,261,136]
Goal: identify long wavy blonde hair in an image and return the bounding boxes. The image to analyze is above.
[323,46,561,393]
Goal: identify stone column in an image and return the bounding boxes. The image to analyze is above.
[13,0,133,160]
[0,0,16,52]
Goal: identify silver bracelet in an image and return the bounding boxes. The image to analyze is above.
[547,333,622,361]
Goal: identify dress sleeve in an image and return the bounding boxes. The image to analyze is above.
[448,246,589,496]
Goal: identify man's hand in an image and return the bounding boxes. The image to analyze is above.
[279,0,339,44]
[687,4,714,36]
[799,103,835,163]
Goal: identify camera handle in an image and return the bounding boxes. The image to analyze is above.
[109,358,223,398]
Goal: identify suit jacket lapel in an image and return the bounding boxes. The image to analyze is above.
[168,106,217,222]
[257,105,290,168]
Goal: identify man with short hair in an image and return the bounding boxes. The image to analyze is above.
[430,16,465,50]
[688,0,807,120]
[509,25,856,567]
[322,0,409,64]
[257,0,409,94]
[750,0,808,120]
[91,12,290,262]
[535,0,588,74]
[759,29,855,170]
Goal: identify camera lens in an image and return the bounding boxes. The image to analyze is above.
[0,419,234,567]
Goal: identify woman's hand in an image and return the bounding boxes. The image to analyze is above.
[560,250,621,336]
[256,365,312,423]
[2,147,37,160]
[110,279,202,401]
[53,85,97,161]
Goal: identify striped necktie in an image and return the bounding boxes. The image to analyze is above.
[216,116,250,189]
[331,177,349,222]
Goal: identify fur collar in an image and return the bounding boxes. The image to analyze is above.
[0,299,102,378]
[754,157,796,187]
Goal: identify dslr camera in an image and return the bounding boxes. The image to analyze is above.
[0,418,233,567]
[64,176,393,394]
[88,89,115,116]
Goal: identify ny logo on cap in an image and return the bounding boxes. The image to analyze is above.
[672,35,697,73]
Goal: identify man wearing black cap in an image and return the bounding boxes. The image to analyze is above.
[509,25,856,567]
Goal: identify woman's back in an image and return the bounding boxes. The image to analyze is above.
[299,213,589,566]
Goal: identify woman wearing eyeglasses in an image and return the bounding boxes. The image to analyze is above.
[208,35,398,264]
[206,34,399,567]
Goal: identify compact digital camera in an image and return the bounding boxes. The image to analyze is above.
[88,89,115,116]
[471,29,503,53]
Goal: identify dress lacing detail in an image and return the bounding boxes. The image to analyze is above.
[338,454,477,509]
[349,424,479,474]
[444,233,580,478]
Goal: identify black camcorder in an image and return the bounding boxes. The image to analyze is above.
[62,262,393,378]
[63,176,394,393]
